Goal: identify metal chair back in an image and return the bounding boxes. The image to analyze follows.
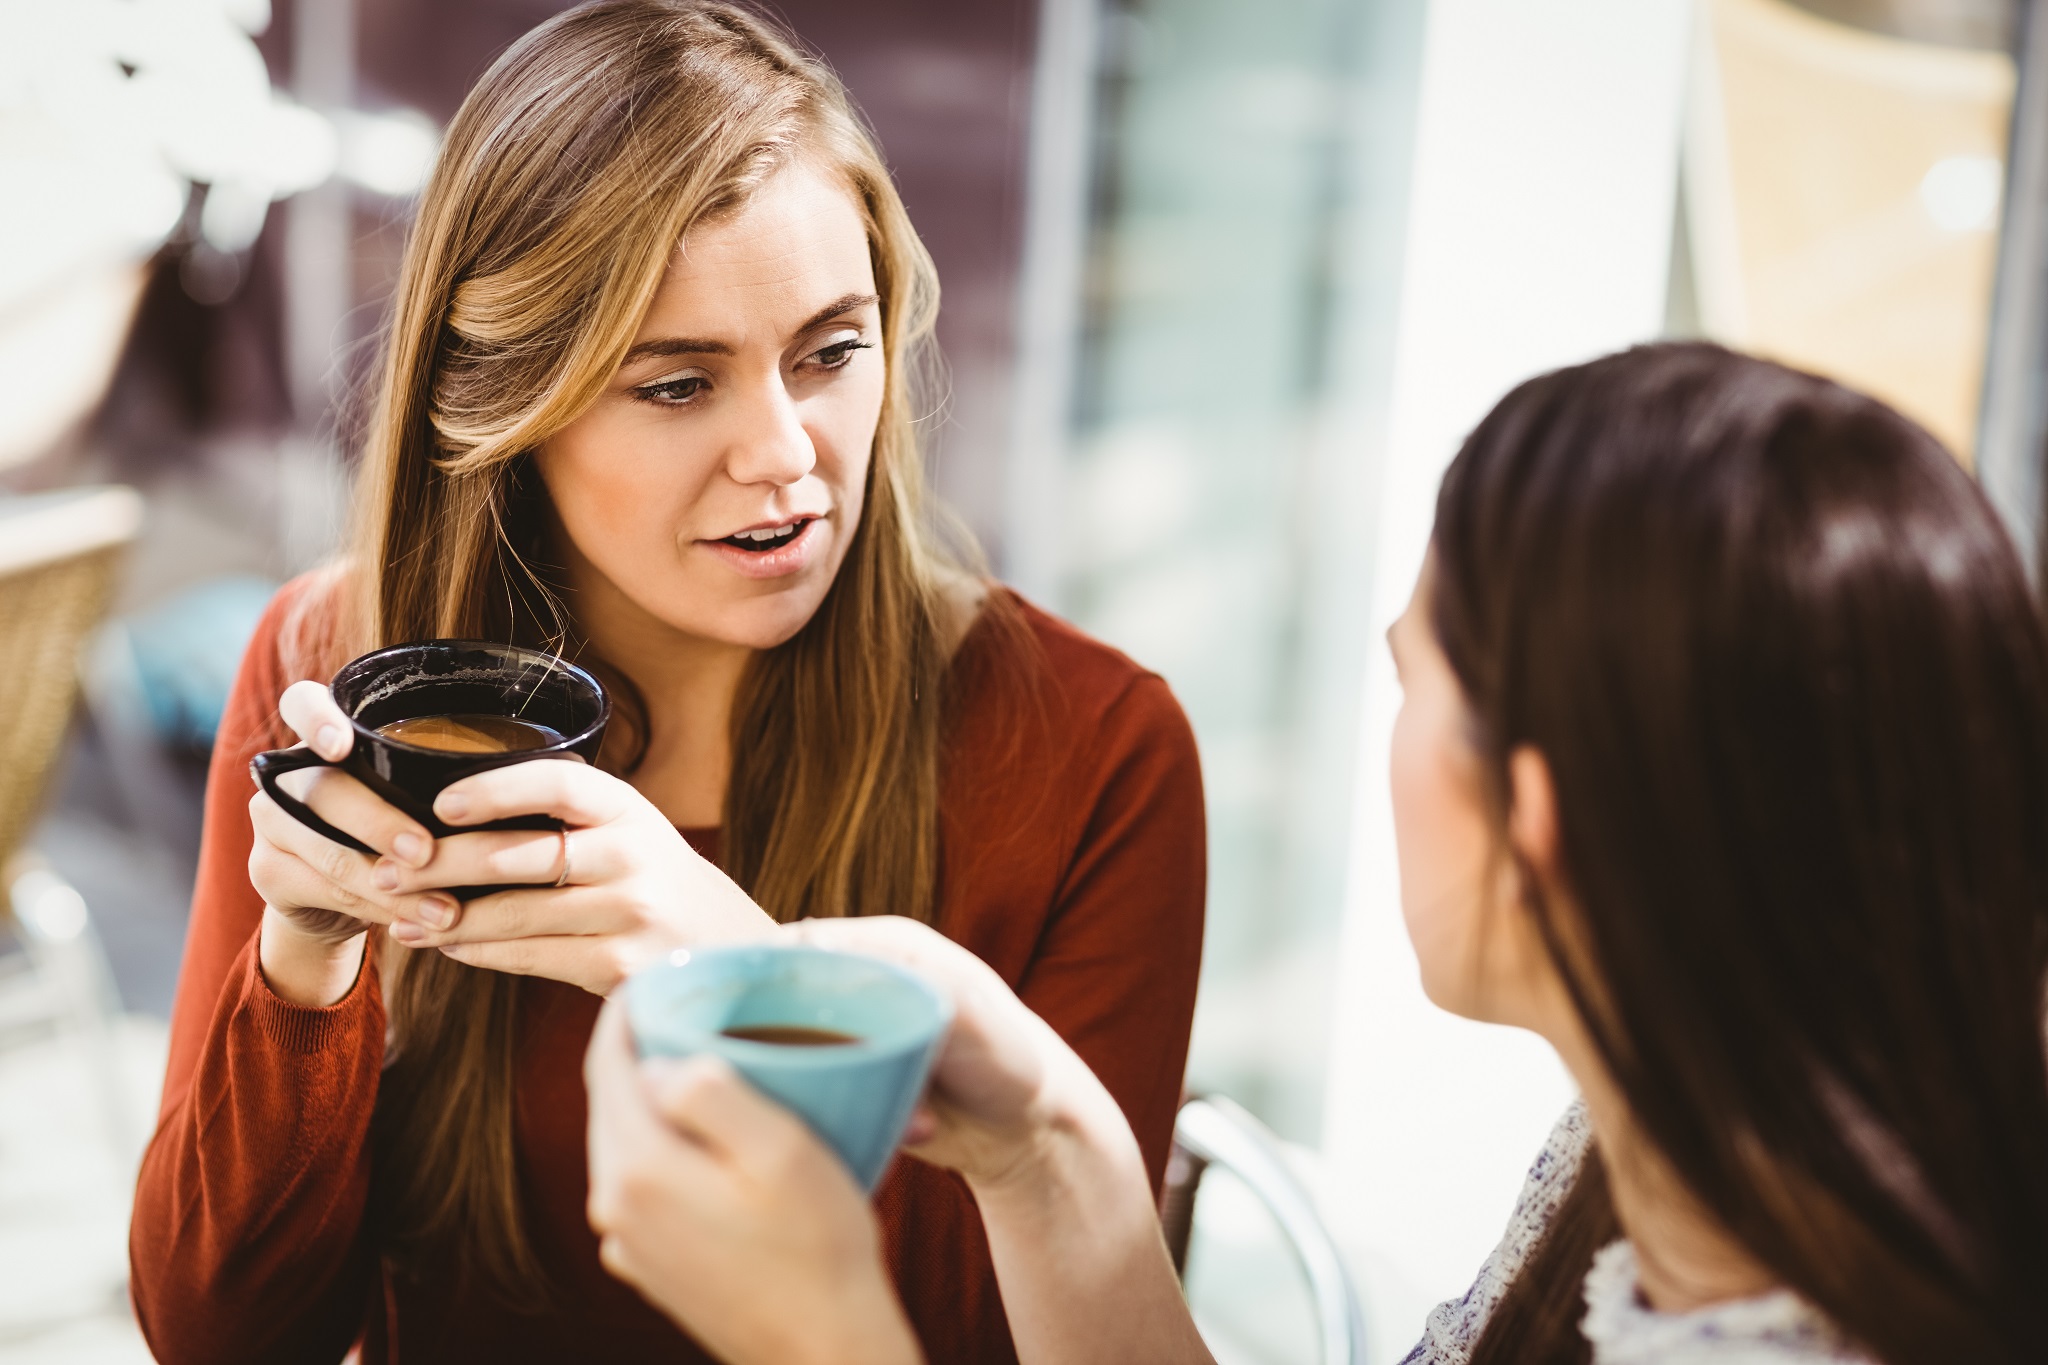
[1164,1094,1368,1365]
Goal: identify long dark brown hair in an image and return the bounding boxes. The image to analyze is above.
[1437,343,2048,1364]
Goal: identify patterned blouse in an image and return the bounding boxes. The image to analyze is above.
[1400,1102,1872,1365]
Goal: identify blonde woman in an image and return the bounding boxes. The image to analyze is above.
[127,4,1205,1361]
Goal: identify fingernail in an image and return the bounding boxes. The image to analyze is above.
[422,896,457,930]
[316,725,347,758]
[437,792,470,822]
[372,860,400,892]
[392,832,429,867]
[390,920,425,945]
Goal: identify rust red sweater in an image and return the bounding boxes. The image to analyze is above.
[129,580,1206,1364]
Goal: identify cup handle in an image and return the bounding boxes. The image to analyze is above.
[250,748,376,855]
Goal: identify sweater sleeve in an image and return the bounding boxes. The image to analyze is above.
[1018,672,1207,1193]
[129,578,385,1365]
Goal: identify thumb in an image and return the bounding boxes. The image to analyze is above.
[280,679,353,761]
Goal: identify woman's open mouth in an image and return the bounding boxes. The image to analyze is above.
[699,516,824,579]
[717,517,814,552]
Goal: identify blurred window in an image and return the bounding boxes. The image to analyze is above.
[1049,0,1425,1140]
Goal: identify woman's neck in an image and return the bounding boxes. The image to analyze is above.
[563,553,752,829]
[1559,1037,1780,1314]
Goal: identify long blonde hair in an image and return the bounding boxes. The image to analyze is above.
[341,0,959,1298]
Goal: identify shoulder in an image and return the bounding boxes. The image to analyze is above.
[952,588,1192,745]
[1403,1100,1595,1365]
[264,563,354,680]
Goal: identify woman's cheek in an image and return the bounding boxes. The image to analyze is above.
[542,421,698,562]
[1389,692,1488,1016]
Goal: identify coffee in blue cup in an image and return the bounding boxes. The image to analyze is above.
[624,945,952,1190]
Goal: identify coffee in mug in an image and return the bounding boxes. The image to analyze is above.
[720,1024,859,1046]
[374,714,566,754]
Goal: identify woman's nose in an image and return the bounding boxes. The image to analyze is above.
[722,378,817,486]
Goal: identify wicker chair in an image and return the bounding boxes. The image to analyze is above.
[0,487,145,868]
[0,486,145,1149]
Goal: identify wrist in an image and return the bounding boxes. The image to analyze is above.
[789,1292,920,1365]
[259,905,368,1008]
[967,1073,1152,1226]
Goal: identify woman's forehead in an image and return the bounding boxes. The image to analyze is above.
[641,164,875,337]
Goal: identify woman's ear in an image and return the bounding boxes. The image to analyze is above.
[1506,745,1561,885]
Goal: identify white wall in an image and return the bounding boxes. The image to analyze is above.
[1318,2,1694,1358]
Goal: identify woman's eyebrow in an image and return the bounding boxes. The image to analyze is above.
[795,291,880,336]
[619,292,881,368]
[622,335,733,364]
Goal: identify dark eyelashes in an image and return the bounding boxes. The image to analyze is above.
[633,377,709,405]
[812,339,874,366]
[628,338,873,406]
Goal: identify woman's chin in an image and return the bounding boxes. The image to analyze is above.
[656,585,833,653]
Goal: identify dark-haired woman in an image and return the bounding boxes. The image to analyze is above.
[585,342,2048,1365]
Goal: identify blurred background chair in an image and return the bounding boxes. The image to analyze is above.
[0,485,146,1153]
[1165,1094,1369,1365]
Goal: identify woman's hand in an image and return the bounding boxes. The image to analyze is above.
[585,919,1210,1365]
[249,681,456,1007]
[373,759,775,995]
[781,916,1082,1191]
[583,998,922,1365]
[783,919,1210,1365]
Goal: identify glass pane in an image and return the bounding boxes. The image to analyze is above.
[1060,0,1424,1139]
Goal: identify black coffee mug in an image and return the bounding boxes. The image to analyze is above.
[251,640,609,880]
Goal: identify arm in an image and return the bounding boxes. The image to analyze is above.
[130,583,387,1365]
[906,671,1206,1359]
[583,999,925,1365]
[585,917,1214,1365]
[965,1068,1204,1365]
[804,916,1214,1365]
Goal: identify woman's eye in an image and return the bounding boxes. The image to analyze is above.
[635,375,709,406]
[807,338,872,370]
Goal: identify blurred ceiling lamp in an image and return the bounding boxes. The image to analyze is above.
[0,0,339,469]
[334,108,440,199]
[1685,0,2015,464]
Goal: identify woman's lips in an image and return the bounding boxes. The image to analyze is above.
[696,516,824,579]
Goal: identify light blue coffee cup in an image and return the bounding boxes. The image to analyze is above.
[624,945,953,1190]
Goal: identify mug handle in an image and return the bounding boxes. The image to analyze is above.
[250,748,376,855]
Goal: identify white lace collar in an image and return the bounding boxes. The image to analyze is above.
[1580,1241,1869,1365]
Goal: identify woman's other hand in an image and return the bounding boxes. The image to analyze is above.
[249,681,453,1007]
[583,998,923,1365]
[376,760,774,995]
[782,919,1209,1365]
[589,919,1210,1365]
[780,916,1132,1195]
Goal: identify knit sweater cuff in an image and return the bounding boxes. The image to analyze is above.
[242,931,378,1054]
